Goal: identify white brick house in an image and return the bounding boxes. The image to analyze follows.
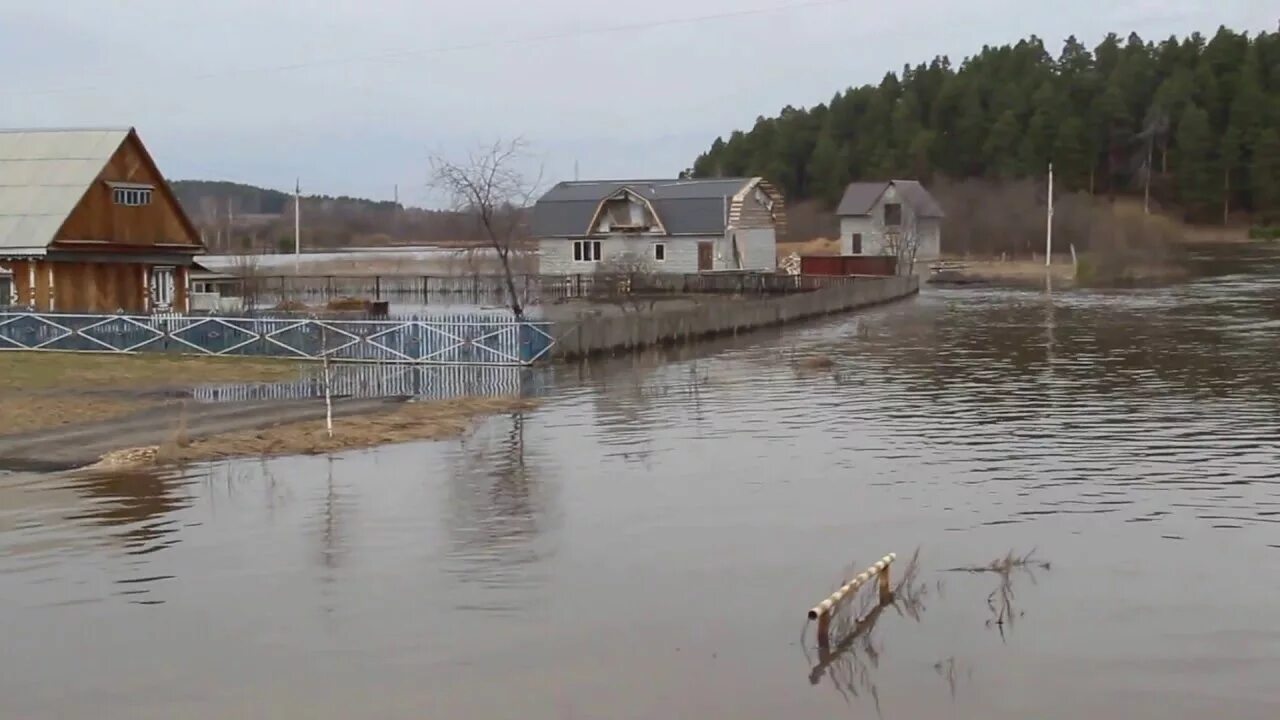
[836,180,944,265]
[531,177,785,275]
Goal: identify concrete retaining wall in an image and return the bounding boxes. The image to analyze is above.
[550,275,918,359]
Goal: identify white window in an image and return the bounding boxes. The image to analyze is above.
[0,273,13,307]
[113,187,153,206]
[653,243,666,262]
[573,240,602,262]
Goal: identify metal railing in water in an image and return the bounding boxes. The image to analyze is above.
[0,312,555,366]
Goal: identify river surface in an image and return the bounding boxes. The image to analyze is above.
[3,247,1280,719]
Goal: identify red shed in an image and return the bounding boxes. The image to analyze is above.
[800,255,897,277]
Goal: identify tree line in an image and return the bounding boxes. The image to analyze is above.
[689,26,1280,224]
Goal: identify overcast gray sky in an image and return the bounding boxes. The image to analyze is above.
[2,0,1274,205]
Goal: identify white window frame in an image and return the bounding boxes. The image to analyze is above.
[0,272,14,306]
[113,186,153,207]
[653,243,666,262]
[573,240,602,263]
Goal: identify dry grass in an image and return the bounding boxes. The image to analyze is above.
[0,352,300,393]
[0,352,303,435]
[92,395,540,469]
[326,296,371,311]
[3,395,167,435]
[777,237,840,262]
[936,257,1078,284]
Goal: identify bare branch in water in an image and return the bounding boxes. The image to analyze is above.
[945,549,1052,638]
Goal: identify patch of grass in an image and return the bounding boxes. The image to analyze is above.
[1248,225,1280,241]
[0,352,301,393]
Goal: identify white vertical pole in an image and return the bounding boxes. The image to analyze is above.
[294,177,301,274]
[1045,163,1054,267]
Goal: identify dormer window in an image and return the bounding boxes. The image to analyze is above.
[109,182,154,207]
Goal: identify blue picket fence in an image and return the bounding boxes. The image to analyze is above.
[0,312,556,365]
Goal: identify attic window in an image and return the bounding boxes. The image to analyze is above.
[113,186,153,207]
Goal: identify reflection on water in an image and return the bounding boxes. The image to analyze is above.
[2,248,1280,719]
[444,411,559,608]
[193,363,553,403]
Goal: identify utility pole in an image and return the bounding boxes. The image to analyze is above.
[294,178,301,274]
[1045,163,1054,267]
[574,159,580,181]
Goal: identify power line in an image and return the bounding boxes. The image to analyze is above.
[11,0,852,99]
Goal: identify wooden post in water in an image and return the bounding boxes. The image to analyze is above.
[808,553,896,648]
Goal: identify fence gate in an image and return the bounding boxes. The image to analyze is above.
[0,313,555,365]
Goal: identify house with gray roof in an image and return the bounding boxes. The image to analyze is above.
[531,177,785,275]
[836,180,944,265]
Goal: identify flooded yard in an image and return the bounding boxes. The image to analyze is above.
[3,248,1280,718]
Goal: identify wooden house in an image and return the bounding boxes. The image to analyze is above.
[0,127,204,313]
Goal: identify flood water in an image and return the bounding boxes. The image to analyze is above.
[3,247,1280,719]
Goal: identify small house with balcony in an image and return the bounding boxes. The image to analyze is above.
[836,180,943,264]
[0,127,204,313]
[531,177,785,275]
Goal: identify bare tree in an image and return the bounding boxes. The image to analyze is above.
[882,216,921,276]
[229,251,263,312]
[430,139,541,319]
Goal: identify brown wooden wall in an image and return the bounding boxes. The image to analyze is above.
[1,259,193,313]
[51,262,147,313]
[53,132,200,248]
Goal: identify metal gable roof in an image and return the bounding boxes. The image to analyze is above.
[0,128,131,253]
[836,179,944,218]
[532,178,752,237]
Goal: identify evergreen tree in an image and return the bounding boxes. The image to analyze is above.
[1252,128,1280,221]
[984,110,1022,179]
[1053,116,1091,190]
[686,25,1280,219]
[806,129,848,207]
[1023,81,1063,173]
[1174,104,1217,219]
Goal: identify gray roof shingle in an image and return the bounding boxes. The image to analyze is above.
[836,180,944,218]
[532,178,753,237]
